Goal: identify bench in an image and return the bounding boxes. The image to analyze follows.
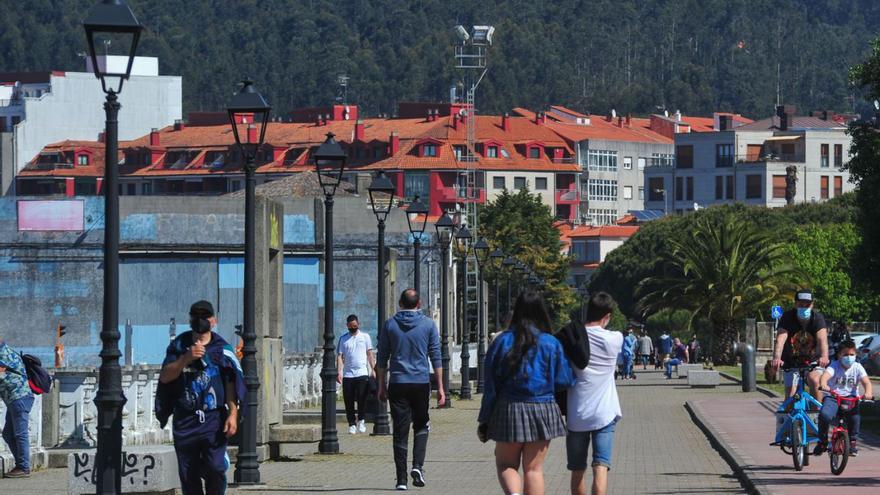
[677,364,704,378]
[68,445,178,495]
[688,370,721,388]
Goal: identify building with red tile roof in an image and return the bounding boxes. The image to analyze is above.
[561,223,640,286]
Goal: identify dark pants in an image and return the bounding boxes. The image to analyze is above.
[173,411,229,495]
[342,376,370,426]
[818,396,861,442]
[388,382,430,483]
[689,350,699,363]
[2,394,34,472]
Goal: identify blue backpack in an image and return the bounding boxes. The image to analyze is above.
[20,353,52,395]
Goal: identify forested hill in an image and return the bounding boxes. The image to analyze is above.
[2,0,879,119]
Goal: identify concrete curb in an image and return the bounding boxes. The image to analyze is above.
[718,371,781,398]
[685,401,771,495]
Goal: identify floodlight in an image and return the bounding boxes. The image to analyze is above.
[472,25,495,45]
[453,25,470,43]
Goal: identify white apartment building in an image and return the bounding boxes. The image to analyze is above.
[0,56,182,194]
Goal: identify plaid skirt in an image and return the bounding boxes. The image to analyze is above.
[487,400,567,443]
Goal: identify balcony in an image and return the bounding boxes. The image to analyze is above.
[555,188,581,204]
[737,152,805,164]
[552,157,577,164]
[436,185,486,203]
[647,157,676,168]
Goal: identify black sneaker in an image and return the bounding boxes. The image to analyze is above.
[5,467,30,478]
[812,442,827,456]
[411,467,425,487]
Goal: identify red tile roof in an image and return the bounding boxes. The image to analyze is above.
[18,140,117,178]
[568,225,639,238]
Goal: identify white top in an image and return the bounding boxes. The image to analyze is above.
[337,331,373,378]
[825,360,867,397]
[567,325,624,432]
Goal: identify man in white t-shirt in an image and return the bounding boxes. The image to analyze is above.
[336,314,376,434]
[566,292,623,495]
[814,340,873,456]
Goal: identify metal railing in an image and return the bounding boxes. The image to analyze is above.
[555,189,581,202]
[647,157,676,168]
[736,153,805,163]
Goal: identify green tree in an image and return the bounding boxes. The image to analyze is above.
[636,212,802,364]
[478,189,576,324]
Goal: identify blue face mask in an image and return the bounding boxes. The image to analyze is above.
[841,355,856,368]
[797,307,812,320]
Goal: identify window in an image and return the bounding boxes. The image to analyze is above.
[535,177,548,190]
[453,145,466,160]
[772,175,786,199]
[820,176,829,199]
[715,176,724,199]
[686,177,694,201]
[652,153,674,167]
[623,157,633,170]
[493,176,505,189]
[500,147,510,159]
[77,154,89,166]
[820,144,829,168]
[423,143,437,157]
[514,177,527,190]
[141,183,152,195]
[638,187,644,200]
[373,146,383,159]
[587,209,619,226]
[676,145,694,168]
[586,240,601,262]
[587,179,618,201]
[716,144,734,168]
[623,186,633,200]
[726,175,734,199]
[529,147,541,159]
[587,150,618,172]
[126,183,136,196]
[404,172,430,200]
[834,176,843,197]
[231,180,242,192]
[648,178,665,201]
[745,175,762,199]
[487,146,498,158]
[638,157,647,170]
[571,241,587,261]
[675,177,683,201]
[834,144,843,167]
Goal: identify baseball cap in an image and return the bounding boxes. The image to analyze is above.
[795,289,813,303]
[189,300,215,317]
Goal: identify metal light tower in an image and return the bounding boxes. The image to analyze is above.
[454,224,472,400]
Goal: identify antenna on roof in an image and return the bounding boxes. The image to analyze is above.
[335,74,349,105]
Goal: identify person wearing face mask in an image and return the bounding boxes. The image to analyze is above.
[156,300,246,495]
[813,340,873,456]
[771,289,829,399]
[0,341,34,478]
[336,314,376,435]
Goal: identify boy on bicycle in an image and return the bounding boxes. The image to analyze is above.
[813,340,873,456]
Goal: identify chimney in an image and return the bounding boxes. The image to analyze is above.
[625,113,632,127]
[174,119,185,131]
[452,114,459,130]
[536,112,546,125]
[675,110,682,122]
[355,119,365,141]
[460,112,467,125]
[776,104,796,131]
[324,113,332,124]
[149,128,160,146]
[246,124,257,144]
[617,116,624,128]
[718,115,731,131]
[389,131,400,156]
[822,110,835,121]
[315,114,323,126]
[426,109,432,122]
[97,131,105,143]
[610,109,617,120]
[502,112,510,131]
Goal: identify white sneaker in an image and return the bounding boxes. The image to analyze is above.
[395,484,408,491]
[357,420,367,433]
[348,425,357,435]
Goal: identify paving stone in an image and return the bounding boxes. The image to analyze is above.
[689,370,722,387]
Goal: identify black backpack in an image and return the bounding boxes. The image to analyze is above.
[20,353,52,395]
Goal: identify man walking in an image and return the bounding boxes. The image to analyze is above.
[566,292,623,495]
[636,332,653,370]
[337,314,375,434]
[657,332,673,369]
[377,289,446,491]
[621,327,636,380]
[156,301,245,495]
[0,340,34,478]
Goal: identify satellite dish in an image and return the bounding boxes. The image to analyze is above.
[874,100,879,111]
[459,108,467,117]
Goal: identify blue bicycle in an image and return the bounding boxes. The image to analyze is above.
[770,364,823,471]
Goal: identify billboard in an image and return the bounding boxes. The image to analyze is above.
[17,200,85,231]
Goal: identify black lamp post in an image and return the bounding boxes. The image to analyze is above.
[227,78,271,485]
[406,196,429,294]
[489,248,504,332]
[435,213,455,408]
[315,132,347,454]
[368,170,395,436]
[454,224,472,400]
[83,1,142,492]
[472,238,490,394]
[502,256,515,318]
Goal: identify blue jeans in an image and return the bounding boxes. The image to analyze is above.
[566,418,618,470]
[622,355,633,377]
[3,394,34,472]
[639,354,650,367]
[818,395,860,442]
[665,358,683,377]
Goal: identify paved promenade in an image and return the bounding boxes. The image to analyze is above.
[0,370,755,494]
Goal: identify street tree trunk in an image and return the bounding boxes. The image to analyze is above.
[713,319,738,365]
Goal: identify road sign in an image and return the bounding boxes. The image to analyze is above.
[771,305,783,319]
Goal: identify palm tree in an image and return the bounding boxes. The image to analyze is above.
[637,212,803,364]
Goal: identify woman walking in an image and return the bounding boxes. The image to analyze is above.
[477,291,575,495]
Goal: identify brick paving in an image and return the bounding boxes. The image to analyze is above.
[1,370,757,494]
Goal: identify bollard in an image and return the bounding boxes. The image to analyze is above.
[734,342,756,392]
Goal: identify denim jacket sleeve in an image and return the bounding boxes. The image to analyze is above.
[552,338,575,391]
[478,334,504,424]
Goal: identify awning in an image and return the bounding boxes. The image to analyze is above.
[764,135,802,142]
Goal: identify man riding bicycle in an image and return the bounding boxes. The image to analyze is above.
[770,289,829,399]
[813,340,873,457]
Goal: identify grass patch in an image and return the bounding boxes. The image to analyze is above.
[715,365,786,397]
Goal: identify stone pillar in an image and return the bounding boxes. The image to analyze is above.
[384,247,398,319]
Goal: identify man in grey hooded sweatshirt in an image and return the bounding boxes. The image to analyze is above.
[377,288,446,491]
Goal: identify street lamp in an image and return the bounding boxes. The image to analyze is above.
[472,238,490,394]
[406,196,429,294]
[227,78,271,485]
[83,1,142,492]
[502,256,516,318]
[367,170,395,436]
[435,212,455,407]
[489,248,504,331]
[454,224,472,400]
[315,132,347,454]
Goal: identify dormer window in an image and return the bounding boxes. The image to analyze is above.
[416,138,442,158]
[206,151,226,169]
[529,147,541,159]
[374,146,384,159]
[423,143,437,157]
[77,154,90,166]
[487,146,498,158]
[525,141,545,159]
